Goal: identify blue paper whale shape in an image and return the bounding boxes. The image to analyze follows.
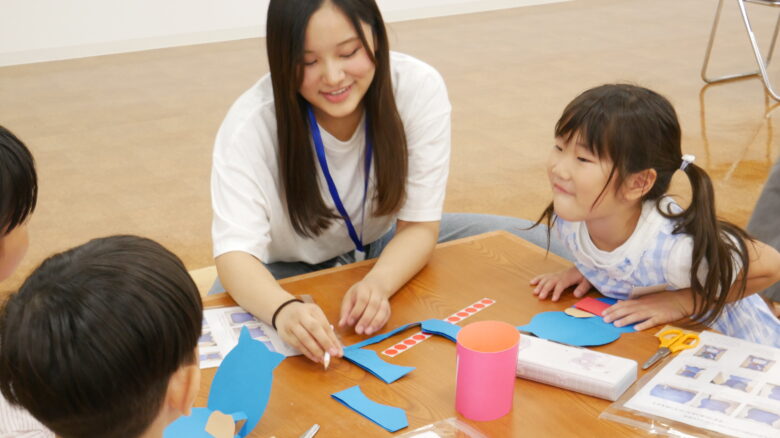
[209,326,285,437]
[517,311,635,347]
[165,326,284,438]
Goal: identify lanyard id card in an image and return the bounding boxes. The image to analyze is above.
[306,105,373,253]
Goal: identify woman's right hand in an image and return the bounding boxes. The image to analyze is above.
[274,302,343,363]
[530,266,591,301]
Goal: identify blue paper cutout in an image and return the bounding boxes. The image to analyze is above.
[420,319,460,342]
[340,319,462,384]
[596,297,619,305]
[166,327,284,438]
[346,319,462,352]
[343,348,415,383]
[517,311,635,347]
[209,327,284,437]
[331,386,408,432]
[345,322,419,351]
[164,408,217,438]
[164,409,247,438]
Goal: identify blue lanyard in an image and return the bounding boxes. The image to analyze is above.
[306,105,373,252]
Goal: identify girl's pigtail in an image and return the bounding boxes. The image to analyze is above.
[530,202,556,253]
[670,163,750,326]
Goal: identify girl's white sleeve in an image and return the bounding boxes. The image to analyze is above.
[396,64,452,222]
[665,237,696,289]
[665,234,743,293]
[211,119,274,262]
[0,396,53,438]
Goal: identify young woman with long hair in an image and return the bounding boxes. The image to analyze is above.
[211,0,563,363]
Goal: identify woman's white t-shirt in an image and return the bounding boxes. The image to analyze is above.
[211,52,451,264]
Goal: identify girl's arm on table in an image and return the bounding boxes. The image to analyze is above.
[603,240,780,330]
[339,220,440,335]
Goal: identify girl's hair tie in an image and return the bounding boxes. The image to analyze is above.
[680,154,696,172]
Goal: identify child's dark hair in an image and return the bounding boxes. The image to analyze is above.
[0,235,203,438]
[0,125,37,233]
[536,84,751,326]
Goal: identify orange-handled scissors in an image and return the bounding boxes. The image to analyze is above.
[642,329,700,370]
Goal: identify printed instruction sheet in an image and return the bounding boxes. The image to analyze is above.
[199,306,300,369]
[625,331,780,438]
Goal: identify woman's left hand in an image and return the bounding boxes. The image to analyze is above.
[339,277,391,335]
[602,289,694,331]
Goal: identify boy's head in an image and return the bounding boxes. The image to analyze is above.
[0,125,37,281]
[0,235,203,438]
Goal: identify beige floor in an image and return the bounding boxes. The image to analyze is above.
[1,0,778,292]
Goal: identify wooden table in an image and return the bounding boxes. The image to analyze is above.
[199,231,659,437]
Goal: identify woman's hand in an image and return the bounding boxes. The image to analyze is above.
[530,266,591,301]
[602,289,694,331]
[275,301,343,363]
[339,277,391,335]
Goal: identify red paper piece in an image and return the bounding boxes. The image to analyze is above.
[574,297,611,317]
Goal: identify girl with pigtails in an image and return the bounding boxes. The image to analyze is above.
[531,84,780,345]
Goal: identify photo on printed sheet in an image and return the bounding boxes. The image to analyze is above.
[740,355,775,373]
[649,383,697,404]
[737,404,780,429]
[695,394,739,415]
[759,383,780,402]
[228,310,258,326]
[199,350,222,362]
[694,344,727,361]
[710,373,754,393]
[676,364,706,379]
[231,324,274,351]
[199,330,217,348]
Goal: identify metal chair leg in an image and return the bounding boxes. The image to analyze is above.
[740,0,780,99]
[701,0,780,100]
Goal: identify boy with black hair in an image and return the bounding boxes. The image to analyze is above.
[0,124,51,437]
[0,235,203,438]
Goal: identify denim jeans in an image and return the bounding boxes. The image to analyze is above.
[208,212,571,294]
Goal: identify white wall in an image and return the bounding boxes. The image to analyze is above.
[0,0,565,66]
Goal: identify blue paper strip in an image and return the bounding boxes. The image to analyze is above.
[345,322,419,351]
[420,319,461,342]
[343,348,415,383]
[331,386,408,433]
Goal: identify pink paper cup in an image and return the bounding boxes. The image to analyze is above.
[455,320,520,421]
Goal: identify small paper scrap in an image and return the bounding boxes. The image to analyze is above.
[574,297,611,316]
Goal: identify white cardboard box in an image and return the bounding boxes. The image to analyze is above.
[516,335,637,401]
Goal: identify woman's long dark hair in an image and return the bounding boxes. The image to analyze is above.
[266,0,407,237]
[536,84,751,326]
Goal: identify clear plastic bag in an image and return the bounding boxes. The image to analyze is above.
[396,417,488,438]
[599,356,730,437]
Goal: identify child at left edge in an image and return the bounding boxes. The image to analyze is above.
[0,118,204,438]
[0,125,53,438]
